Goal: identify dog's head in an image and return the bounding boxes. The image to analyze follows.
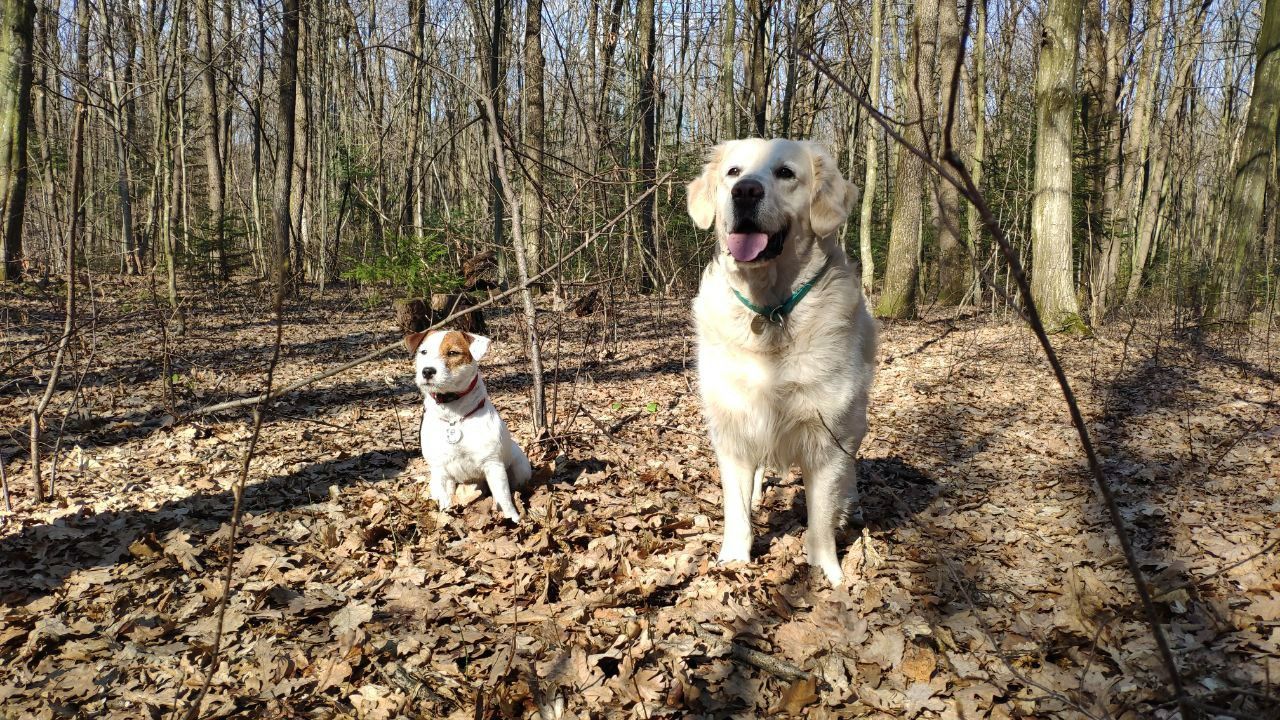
[404,329,491,393]
[686,139,859,267]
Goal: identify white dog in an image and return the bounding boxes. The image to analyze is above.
[405,329,532,522]
[687,138,877,586]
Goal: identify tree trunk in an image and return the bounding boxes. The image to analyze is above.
[273,0,299,294]
[197,0,227,279]
[400,0,426,237]
[1088,0,1133,322]
[1117,0,1164,238]
[877,0,938,319]
[0,0,35,281]
[95,0,140,275]
[1211,0,1280,319]
[720,0,737,137]
[747,0,769,136]
[522,0,544,276]
[32,0,87,502]
[1125,0,1207,303]
[635,0,658,291]
[1030,0,1086,330]
[858,0,883,293]
[472,0,507,269]
[965,0,988,301]
[933,0,968,305]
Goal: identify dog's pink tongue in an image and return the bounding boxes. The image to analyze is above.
[727,232,769,262]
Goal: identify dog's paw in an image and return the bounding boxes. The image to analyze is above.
[819,562,844,588]
[717,544,752,565]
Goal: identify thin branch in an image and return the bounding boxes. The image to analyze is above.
[189,173,675,418]
[182,299,287,720]
[805,2,1189,707]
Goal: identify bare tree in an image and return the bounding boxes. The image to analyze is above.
[1210,0,1280,319]
[1029,0,1085,330]
[636,0,659,291]
[522,0,544,276]
[858,0,883,293]
[197,0,228,279]
[877,0,939,319]
[273,0,300,293]
[0,0,35,281]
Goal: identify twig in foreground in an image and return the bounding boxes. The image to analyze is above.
[805,9,1189,709]
[182,297,287,720]
[693,622,812,682]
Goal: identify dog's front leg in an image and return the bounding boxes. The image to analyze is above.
[428,469,455,510]
[716,451,756,564]
[800,453,857,587]
[482,461,521,523]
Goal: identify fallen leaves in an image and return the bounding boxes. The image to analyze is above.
[2,293,1278,718]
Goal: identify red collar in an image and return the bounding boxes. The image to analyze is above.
[430,374,479,404]
[460,397,487,420]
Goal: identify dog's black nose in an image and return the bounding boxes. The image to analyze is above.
[421,367,436,380]
[731,178,765,203]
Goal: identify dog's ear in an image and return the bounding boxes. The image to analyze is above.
[686,144,726,230]
[805,142,860,238]
[466,333,491,361]
[404,330,429,354]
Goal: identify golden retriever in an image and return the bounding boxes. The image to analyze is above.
[687,138,877,586]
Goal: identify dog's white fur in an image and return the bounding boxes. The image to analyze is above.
[688,138,877,586]
[408,330,532,522]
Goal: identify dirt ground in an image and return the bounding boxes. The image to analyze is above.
[1,282,1277,719]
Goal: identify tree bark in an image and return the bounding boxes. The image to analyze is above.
[1030,0,1086,330]
[965,0,988,301]
[877,0,938,319]
[635,0,658,291]
[522,0,544,276]
[1211,0,1280,319]
[747,0,769,136]
[1117,0,1164,238]
[1089,0,1134,321]
[197,0,228,279]
[720,0,737,137]
[933,0,968,305]
[273,0,299,295]
[471,0,507,269]
[1125,0,1207,303]
[31,0,87,502]
[0,0,35,281]
[858,0,883,293]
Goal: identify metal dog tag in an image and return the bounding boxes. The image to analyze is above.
[750,314,767,334]
[445,425,463,444]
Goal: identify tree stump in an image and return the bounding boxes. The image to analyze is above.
[431,293,486,334]
[395,298,431,334]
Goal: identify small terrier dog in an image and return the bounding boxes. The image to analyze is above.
[405,329,532,521]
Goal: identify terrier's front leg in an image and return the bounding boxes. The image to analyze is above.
[429,469,456,510]
[482,461,521,522]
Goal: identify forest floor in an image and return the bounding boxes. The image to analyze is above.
[0,281,1278,720]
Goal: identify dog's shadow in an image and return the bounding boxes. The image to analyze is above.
[754,456,938,553]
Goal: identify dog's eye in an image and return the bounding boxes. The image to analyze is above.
[447,350,463,357]
[775,166,795,179]
[726,166,741,177]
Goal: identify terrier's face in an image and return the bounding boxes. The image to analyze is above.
[404,330,491,394]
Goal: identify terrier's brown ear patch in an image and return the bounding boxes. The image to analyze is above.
[404,330,430,353]
[439,331,475,370]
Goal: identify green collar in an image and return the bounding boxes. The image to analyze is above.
[730,258,832,325]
